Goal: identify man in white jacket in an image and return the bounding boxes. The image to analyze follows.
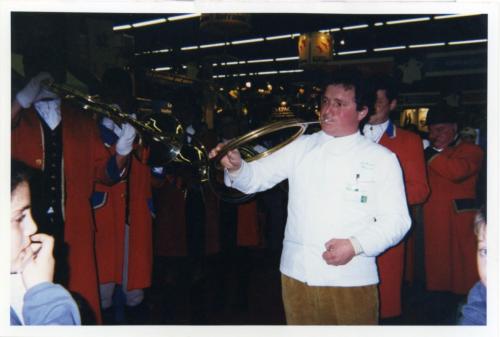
[210,71,411,324]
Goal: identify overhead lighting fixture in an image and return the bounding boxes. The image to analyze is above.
[279,69,304,74]
[448,38,487,45]
[330,28,341,32]
[337,49,367,55]
[275,56,299,61]
[266,34,294,41]
[200,42,227,49]
[409,42,446,48]
[152,48,172,54]
[386,17,431,25]
[257,71,278,75]
[167,13,201,22]
[434,14,481,20]
[342,24,369,31]
[374,22,384,27]
[132,18,167,28]
[247,58,274,64]
[373,45,406,52]
[113,24,132,31]
[153,67,172,72]
[231,37,265,45]
[181,45,199,51]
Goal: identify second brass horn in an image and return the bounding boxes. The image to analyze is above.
[210,118,320,169]
[43,80,184,165]
[205,118,321,203]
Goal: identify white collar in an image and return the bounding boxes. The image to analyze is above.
[363,120,390,143]
[34,99,62,130]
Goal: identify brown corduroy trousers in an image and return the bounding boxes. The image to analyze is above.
[281,274,379,325]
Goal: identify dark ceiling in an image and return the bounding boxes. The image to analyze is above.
[11,11,488,97]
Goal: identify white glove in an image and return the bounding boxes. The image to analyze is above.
[16,72,58,108]
[115,122,137,156]
[101,117,123,136]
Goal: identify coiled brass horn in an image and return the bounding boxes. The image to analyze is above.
[199,118,322,203]
[43,80,184,165]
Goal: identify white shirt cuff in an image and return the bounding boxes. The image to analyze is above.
[349,236,364,255]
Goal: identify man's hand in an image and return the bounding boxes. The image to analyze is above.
[115,123,137,156]
[15,72,57,108]
[21,233,55,289]
[209,142,242,173]
[322,238,356,266]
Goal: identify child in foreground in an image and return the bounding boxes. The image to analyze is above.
[10,159,81,325]
[458,207,487,325]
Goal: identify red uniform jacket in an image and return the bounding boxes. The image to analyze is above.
[376,123,430,318]
[153,129,221,257]
[93,146,153,291]
[423,140,483,294]
[153,175,220,256]
[12,104,114,323]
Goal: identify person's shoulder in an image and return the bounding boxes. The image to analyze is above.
[361,135,395,156]
[456,140,483,153]
[396,126,422,141]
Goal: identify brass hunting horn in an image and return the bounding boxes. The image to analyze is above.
[43,80,185,165]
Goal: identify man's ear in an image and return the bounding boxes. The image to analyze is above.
[390,99,397,112]
[357,106,369,121]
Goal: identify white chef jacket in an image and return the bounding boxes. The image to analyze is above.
[225,131,411,287]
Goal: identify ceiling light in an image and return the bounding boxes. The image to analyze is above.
[337,49,367,55]
[132,18,167,28]
[266,34,294,41]
[181,45,199,51]
[113,24,132,31]
[257,71,278,75]
[167,13,201,22]
[200,42,226,49]
[434,14,481,20]
[275,56,299,61]
[154,67,172,72]
[330,28,341,32]
[247,58,274,64]
[374,22,384,26]
[342,24,369,31]
[409,42,445,48]
[279,69,304,74]
[152,49,172,54]
[373,45,406,52]
[448,38,487,45]
[231,37,265,45]
[386,17,430,25]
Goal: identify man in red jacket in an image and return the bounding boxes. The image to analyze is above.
[92,68,157,324]
[11,53,135,324]
[363,76,430,320]
[423,106,483,295]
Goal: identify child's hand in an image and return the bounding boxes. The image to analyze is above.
[21,233,55,289]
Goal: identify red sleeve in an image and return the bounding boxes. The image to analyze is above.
[402,133,430,205]
[428,143,484,182]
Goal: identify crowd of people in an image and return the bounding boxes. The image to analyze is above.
[10,59,487,326]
